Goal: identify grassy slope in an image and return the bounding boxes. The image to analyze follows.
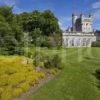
[29,48,100,100]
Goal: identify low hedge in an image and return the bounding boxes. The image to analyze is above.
[92,42,100,47]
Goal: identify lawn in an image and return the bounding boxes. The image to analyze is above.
[29,47,100,100]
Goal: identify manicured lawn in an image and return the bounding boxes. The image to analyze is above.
[29,48,100,100]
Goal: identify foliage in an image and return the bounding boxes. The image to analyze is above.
[0,6,61,54]
[38,62,44,68]
[44,54,63,69]
[0,6,13,23]
[92,41,100,47]
[95,69,100,79]
[48,68,57,75]
[30,28,43,46]
[0,56,45,100]
[0,6,23,55]
[33,50,63,70]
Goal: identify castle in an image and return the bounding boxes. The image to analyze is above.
[62,13,96,47]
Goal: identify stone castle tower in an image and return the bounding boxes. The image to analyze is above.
[72,12,93,32]
[62,12,96,47]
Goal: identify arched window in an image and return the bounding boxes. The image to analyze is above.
[66,38,68,46]
[86,38,91,46]
[77,39,81,47]
[83,38,86,46]
[71,39,74,46]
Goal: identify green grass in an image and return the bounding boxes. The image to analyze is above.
[29,47,100,100]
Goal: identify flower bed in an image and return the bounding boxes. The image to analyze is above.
[0,56,45,100]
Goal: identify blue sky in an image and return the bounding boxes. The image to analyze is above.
[0,0,100,30]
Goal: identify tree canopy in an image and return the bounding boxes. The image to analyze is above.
[0,6,62,54]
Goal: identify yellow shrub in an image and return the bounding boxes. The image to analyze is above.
[13,88,23,97]
[5,67,17,75]
[8,73,26,86]
[1,87,12,100]
[38,72,45,78]
[26,75,38,85]
[0,87,3,95]
[20,82,30,92]
[0,56,45,99]
[0,74,9,86]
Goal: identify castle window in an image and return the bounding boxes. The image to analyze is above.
[83,38,86,46]
[86,23,88,26]
[66,39,68,46]
[71,39,74,46]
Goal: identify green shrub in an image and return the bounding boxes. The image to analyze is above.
[92,42,100,47]
[44,56,52,68]
[44,54,63,69]
[38,62,44,68]
[95,69,100,79]
[33,51,63,70]
[48,68,57,75]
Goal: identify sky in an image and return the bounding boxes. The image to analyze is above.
[0,0,100,30]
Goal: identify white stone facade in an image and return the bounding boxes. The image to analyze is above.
[62,32,96,47]
[62,13,96,48]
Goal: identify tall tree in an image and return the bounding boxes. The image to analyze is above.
[0,6,14,24]
[41,10,61,36]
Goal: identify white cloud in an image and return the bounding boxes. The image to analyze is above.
[92,1,100,9]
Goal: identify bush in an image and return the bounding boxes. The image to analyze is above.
[52,55,62,69]
[20,82,30,92]
[1,87,12,100]
[13,88,23,97]
[44,56,52,68]
[92,42,100,47]
[44,54,63,69]
[95,69,100,79]
[38,62,44,68]
[0,56,45,100]
[48,68,57,75]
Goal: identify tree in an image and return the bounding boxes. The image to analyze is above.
[0,6,19,54]
[0,6,14,24]
[16,12,30,32]
[0,6,62,51]
[11,15,23,44]
[30,28,43,46]
[41,10,61,36]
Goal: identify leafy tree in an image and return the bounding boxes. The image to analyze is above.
[11,15,23,44]
[16,12,30,32]
[30,28,43,46]
[41,10,61,36]
[0,6,14,24]
[0,5,62,53]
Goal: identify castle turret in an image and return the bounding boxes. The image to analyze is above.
[81,12,93,32]
[72,13,77,32]
[89,13,92,18]
[80,12,84,18]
